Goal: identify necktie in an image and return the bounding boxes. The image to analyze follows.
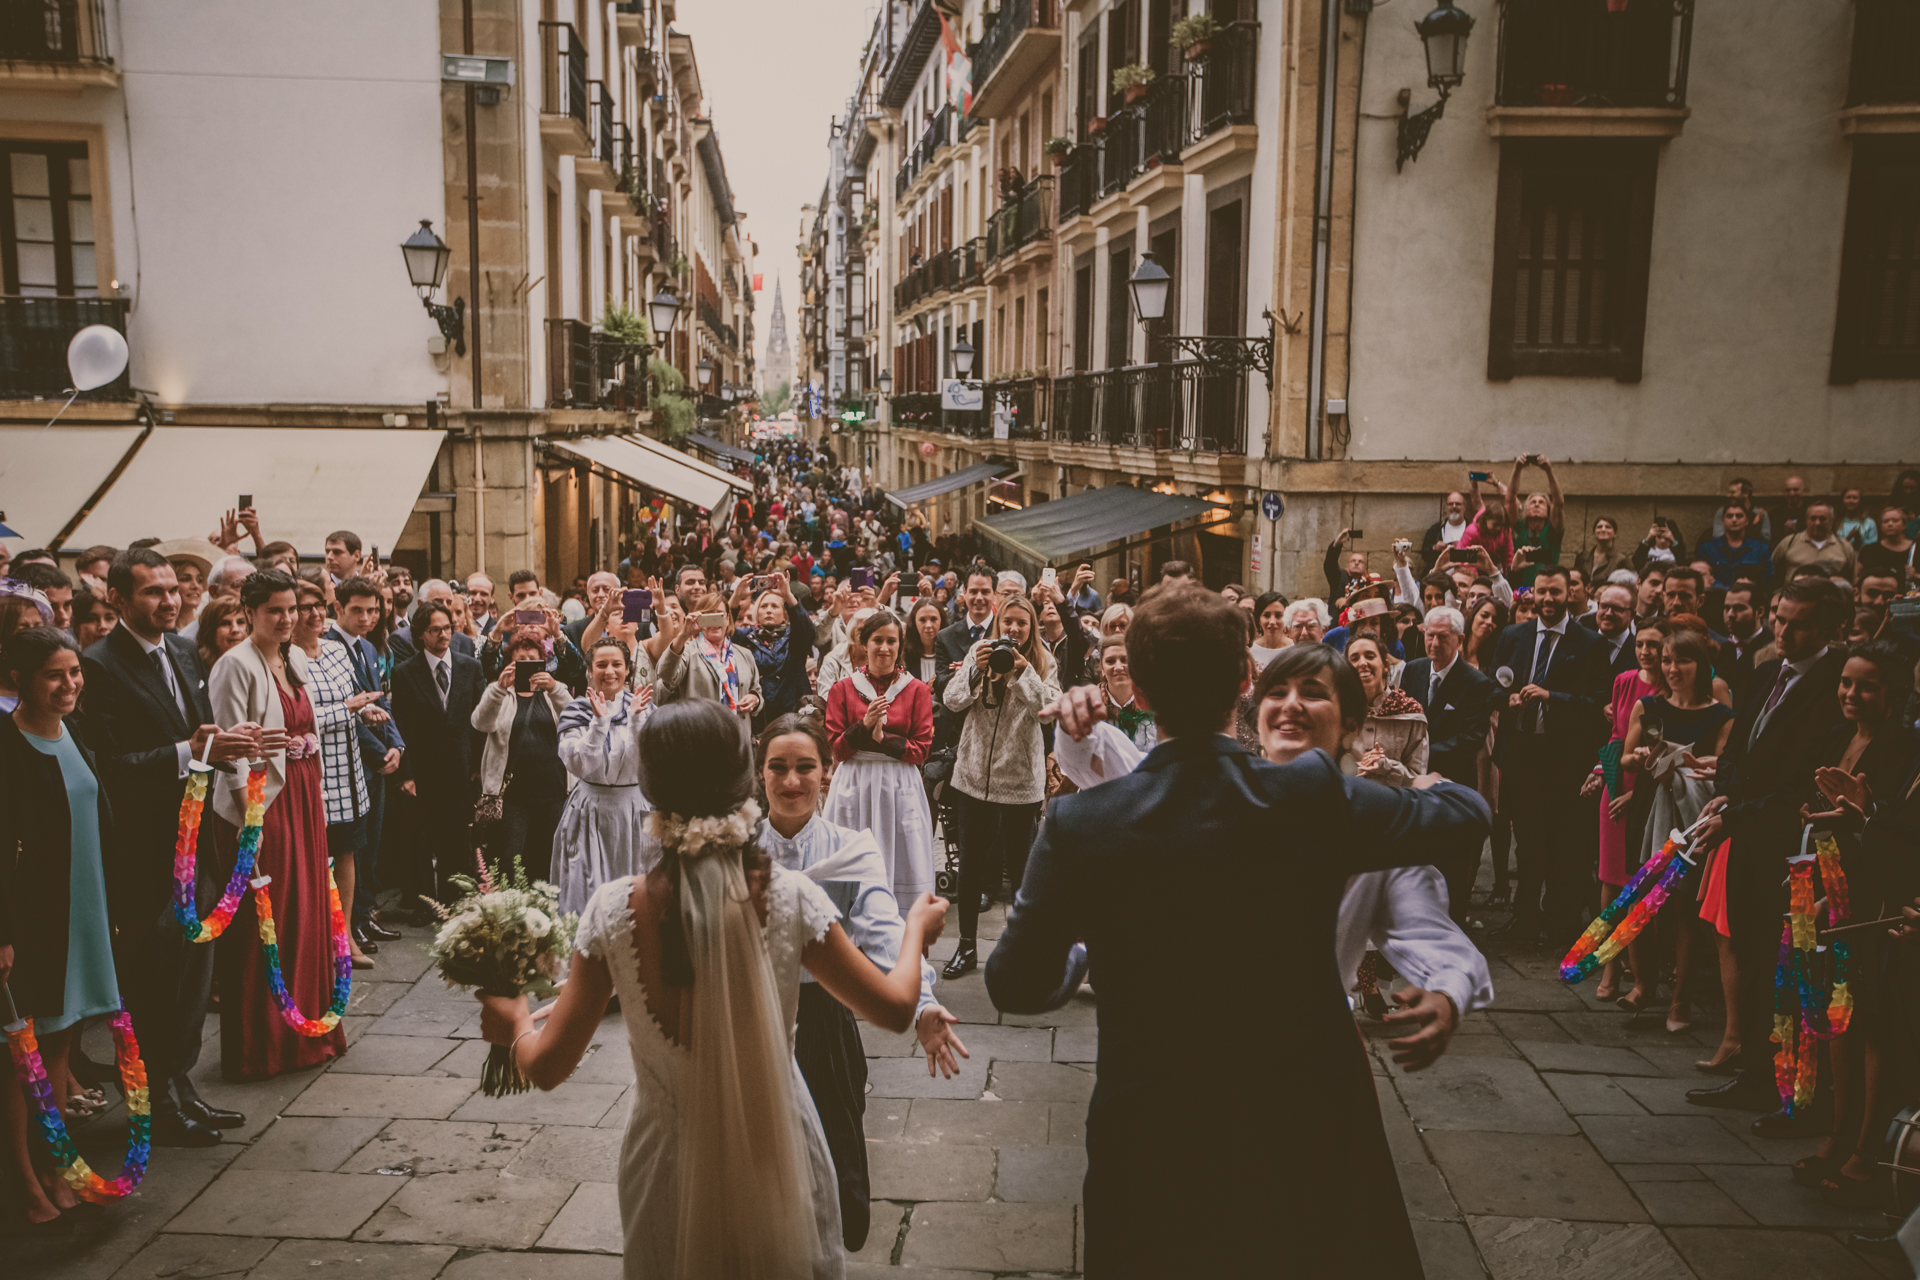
[1750,662,1794,746]
[435,660,450,704]
[150,648,188,722]
[970,624,982,644]
[1430,668,1442,707]
[1529,630,1557,733]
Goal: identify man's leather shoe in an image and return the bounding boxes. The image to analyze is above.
[361,920,402,942]
[151,1114,223,1147]
[351,925,380,954]
[1685,1075,1776,1111]
[1751,1107,1826,1138]
[182,1098,246,1129]
[942,943,978,980]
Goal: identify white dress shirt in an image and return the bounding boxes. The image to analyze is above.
[133,629,196,778]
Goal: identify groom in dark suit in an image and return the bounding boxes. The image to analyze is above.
[987,587,1489,1279]
[390,600,484,917]
[81,549,257,1145]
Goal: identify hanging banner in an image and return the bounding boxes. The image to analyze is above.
[938,9,973,115]
[753,274,764,291]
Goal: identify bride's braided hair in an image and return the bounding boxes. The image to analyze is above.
[638,700,770,987]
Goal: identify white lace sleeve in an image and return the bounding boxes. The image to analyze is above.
[791,871,841,947]
[574,877,636,962]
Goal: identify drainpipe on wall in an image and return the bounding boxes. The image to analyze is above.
[1305,0,1341,462]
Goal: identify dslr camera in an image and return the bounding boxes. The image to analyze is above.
[984,636,1021,677]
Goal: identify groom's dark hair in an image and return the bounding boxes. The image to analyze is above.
[1126,584,1251,739]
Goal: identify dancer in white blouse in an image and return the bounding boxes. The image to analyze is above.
[552,638,657,916]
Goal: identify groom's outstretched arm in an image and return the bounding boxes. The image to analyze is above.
[1336,756,1491,877]
[986,806,1084,1015]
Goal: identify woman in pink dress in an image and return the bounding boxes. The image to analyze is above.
[1581,618,1667,1001]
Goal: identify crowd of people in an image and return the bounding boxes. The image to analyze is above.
[2,449,1918,1267]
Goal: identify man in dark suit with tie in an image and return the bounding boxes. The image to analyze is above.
[390,599,483,922]
[388,578,478,664]
[931,564,999,744]
[81,549,257,1145]
[1401,605,1496,919]
[1687,577,1849,1120]
[329,577,405,950]
[987,588,1489,1278]
[1488,564,1608,943]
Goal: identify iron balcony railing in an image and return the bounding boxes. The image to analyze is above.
[984,377,1051,440]
[1848,0,1920,106]
[1496,0,1693,108]
[1188,20,1260,139]
[0,296,129,399]
[889,391,943,428]
[1056,143,1097,221]
[546,319,594,407]
[540,22,588,127]
[0,0,108,62]
[971,0,1060,93]
[588,80,616,164]
[1050,361,1247,454]
[986,175,1053,262]
[918,103,953,168]
[697,294,738,352]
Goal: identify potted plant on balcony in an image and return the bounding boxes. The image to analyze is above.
[1044,135,1074,167]
[1171,12,1219,60]
[1112,63,1156,106]
[1087,115,1108,136]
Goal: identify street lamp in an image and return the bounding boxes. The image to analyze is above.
[1398,2,1475,172]
[1125,253,1275,388]
[647,288,683,340]
[697,357,714,389]
[952,337,975,378]
[401,219,466,355]
[876,368,893,395]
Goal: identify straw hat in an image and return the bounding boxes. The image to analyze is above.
[151,537,226,580]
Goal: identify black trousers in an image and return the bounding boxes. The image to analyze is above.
[1728,831,1794,1081]
[112,905,215,1121]
[954,791,1042,943]
[795,983,869,1251]
[1503,750,1590,934]
[353,770,386,925]
[498,794,565,877]
[402,784,472,907]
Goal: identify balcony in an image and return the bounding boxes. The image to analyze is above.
[576,81,620,191]
[539,22,590,153]
[1185,21,1260,147]
[969,0,1061,119]
[697,294,738,352]
[985,377,1051,440]
[546,318,649,411]
[0,0,116,91]
[986,175,1052,264]
[1493,0,1693,122]
[614,0,649,50]
[1056,143,1097,223]
[1051,362,1247,454]
[0,296,129,399]
[1845,1,1920,133]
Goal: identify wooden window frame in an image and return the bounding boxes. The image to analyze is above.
[1487,138,1657,383]
[1831,135,1920,383]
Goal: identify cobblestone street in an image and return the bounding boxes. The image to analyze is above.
[13,894,1903,1280]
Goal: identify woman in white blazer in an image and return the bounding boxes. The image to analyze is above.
[204,569,345,1079]
[471,629,575,874]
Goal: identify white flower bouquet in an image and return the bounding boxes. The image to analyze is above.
[424,853,577,1096]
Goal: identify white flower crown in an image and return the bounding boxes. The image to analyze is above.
[651,799,762,860]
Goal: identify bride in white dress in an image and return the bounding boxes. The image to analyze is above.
[479,700,946,1279]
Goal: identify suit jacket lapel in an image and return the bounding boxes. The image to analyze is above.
[113,627,190,738]
[164,634,211,725]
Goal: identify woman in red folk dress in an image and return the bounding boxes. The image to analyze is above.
[206,570,346,1081]
[823,608,937,904]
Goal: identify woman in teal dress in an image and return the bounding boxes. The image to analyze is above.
[0,627,120,1229]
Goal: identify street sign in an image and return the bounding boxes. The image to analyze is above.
[1260,491,1284,521]
[442,55,514,86]
[940,379,983,411]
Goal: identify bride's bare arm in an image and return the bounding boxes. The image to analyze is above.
[804,893,948,1034]
[477,952,616,1091]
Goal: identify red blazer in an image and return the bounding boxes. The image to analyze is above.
[825,670,934,767]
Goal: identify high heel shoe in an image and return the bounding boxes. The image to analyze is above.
[942,943,977,980]
[1666,1003,1692,1034]
[1694,1046,1740,1075]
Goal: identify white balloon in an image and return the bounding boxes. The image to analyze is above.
[67,324,129,391]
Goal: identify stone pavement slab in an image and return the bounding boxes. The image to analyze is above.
[901,1098,1050,1147]
[898,1202,1076,1272]
[328,1033,459,1076]
[352,1169,577,1248]
[1410,1220,1490,1280]
[103,1233,273,1280]
[449,1081,626,1126]
[566,1038,639,1085]
[165,1168,401,1238]
[1484,977,1587,1012]
[436,1252,625,1280]
[229,1116,388,1172]
[1051,1025,1097,1062]
[1624,1176,1757,1227]
[1664,1225,1885,1280]
[1396,1161,1463,1222]
[536,1180,624,1253]
[1580,1114,1763,1166]
[865,1138,995,1201]
[1047,1100,1087,1147]
[1466,1215,1693,1280]
[1543,1072,1647,1116]
[506,1123,624,1184]
[283,1074,476,1121]
[1390,1054,1581,1135]
[14,1139,240,1280]
[1427,1131,1648,1222]
[1514,1040,1663,1077]
[848,1200,908,1267]
[859,1020,921,1057]
[1617,1074,1714,1115]
[1695,1165,1888,1229]
[985,1061,1095,1102]
[1488,1011,1571,1043]
[337,1119,537,1176]
[866,1055,984,1099]
[244,1238,458,1280]
[343,980,413,1017]
[993,1143,1087,1202]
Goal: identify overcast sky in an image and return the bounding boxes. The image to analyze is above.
[677,0,876,387]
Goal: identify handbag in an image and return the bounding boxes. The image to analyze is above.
[473,772,511,835]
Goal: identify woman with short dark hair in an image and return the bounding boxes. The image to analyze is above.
[825,609,937,904]
[472,629,573,877]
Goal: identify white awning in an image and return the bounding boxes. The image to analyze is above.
[0,424,150,550]
[547,434,745,519]
[61,426,447,555]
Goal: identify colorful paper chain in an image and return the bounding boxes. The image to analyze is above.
[1772,834,1853,1116]
[252,862,353,1037]
[1560,831,1695,983]
[172,764,268,942]
[4,1007,150,1202]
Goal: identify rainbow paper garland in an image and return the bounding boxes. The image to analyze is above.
[1560,830,1696,983]
[172,764,268,942]
[251,861,352,1037]
[4,1007,150,1202]
[1771,833,1854,1115]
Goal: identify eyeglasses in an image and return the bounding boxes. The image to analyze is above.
[1595,601,1630,614]
[296,602,328,615]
